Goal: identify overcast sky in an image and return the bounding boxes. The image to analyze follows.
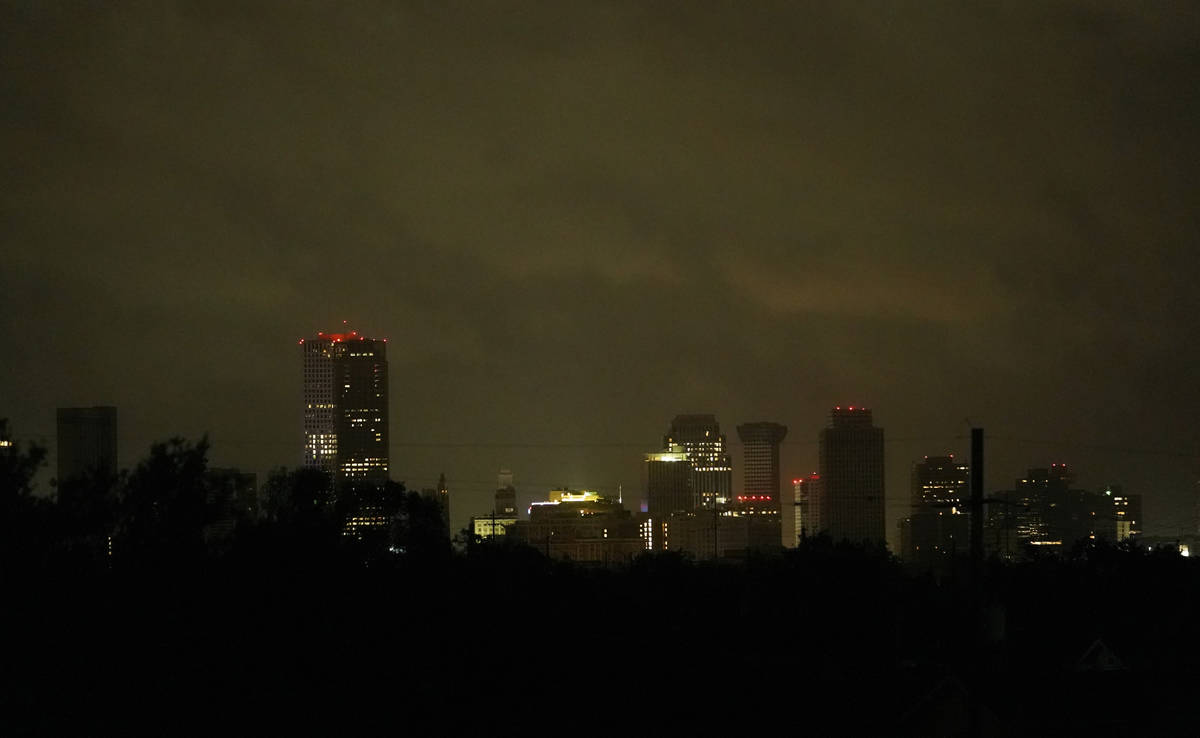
[4,1,1199,541]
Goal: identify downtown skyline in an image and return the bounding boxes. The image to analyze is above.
[11,358,1193,550]
[3,2,1199,544]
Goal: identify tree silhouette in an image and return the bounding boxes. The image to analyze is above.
[0,419,50,574]
[113,437,212,569]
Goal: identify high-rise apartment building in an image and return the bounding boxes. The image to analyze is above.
[664,414,732,508]
[815,406,885,545]
[56,406,118,483]
[301,326,389,486]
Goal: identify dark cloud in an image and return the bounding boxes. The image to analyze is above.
[3,1,1199,539]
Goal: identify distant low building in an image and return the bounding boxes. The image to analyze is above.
[471,515,518,540]
[507,489,642,565]
[661,510,781,560]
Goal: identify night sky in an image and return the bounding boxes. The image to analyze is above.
[4,2,1199,544]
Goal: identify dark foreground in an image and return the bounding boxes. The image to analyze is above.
[5,541,1200,737]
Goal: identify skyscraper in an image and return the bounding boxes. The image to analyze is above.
[899,455,970,566]
[664,414,732,508]
[815,406,885,545]
[986,463,1113,556]
[301,326,389,486]
[644,445,695,518]
[56,406,118,483]
[736,421,788,510]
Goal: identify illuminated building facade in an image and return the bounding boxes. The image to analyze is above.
[468,471,520,543]
[664,414,733,508]
[56,406,117,483]
[898,455,970,567]
[301,326,389,486]
[472,515,518,540]
[816,406,885,546]
[506,489,643,565]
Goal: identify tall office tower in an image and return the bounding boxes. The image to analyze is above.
[56,406,118,483]
[645,445,694,516]
[736,422,788,510]
[816,406,885,545]
[987,463,1111,556]
[301,326,389,486]
[496,468,517,517]
[900,455,970,565]
[664,414,733,508]
[910,455,970,508]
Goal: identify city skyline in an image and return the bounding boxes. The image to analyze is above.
[11,387,1191,552]
[4,2,1199,546]
[6,3,1200,733]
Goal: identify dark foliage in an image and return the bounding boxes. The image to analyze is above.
[3,423,1200,735]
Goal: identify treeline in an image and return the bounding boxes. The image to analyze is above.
[0,421,449,578]
[4,421,1200,735]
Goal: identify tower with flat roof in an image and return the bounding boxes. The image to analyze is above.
[301,324,389,486]
[816,406,885,545]
[736,421,788,514]
[664,414,733,508]
[56,406,118,483]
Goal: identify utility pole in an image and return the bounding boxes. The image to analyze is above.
[970,428,984,572]
[969,427,984,738]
